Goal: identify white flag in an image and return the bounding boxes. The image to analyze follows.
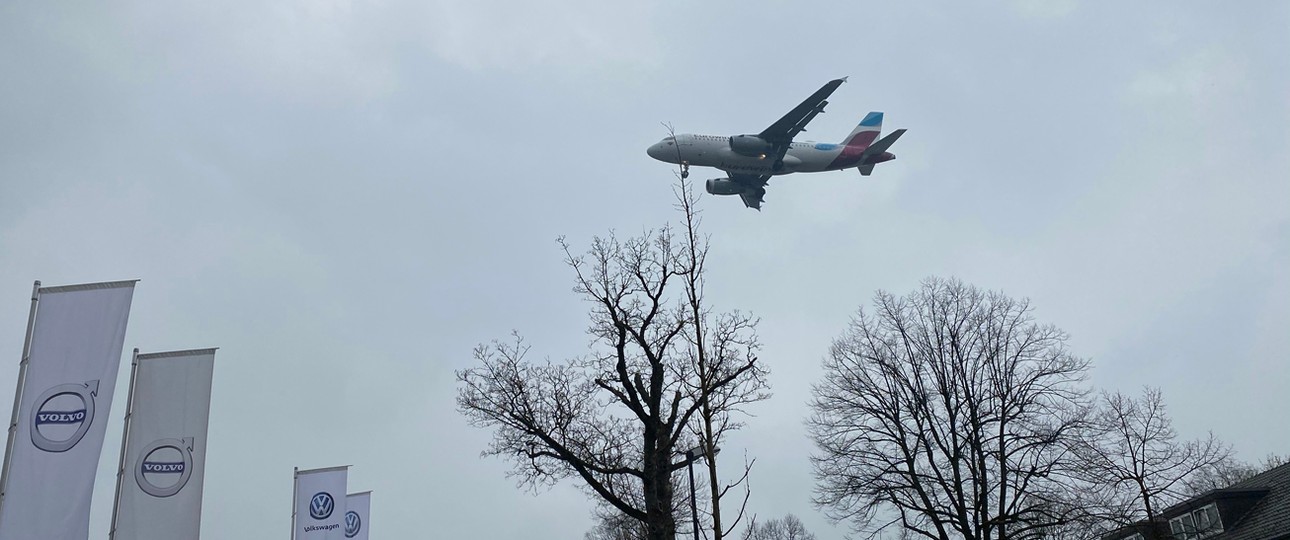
[110,349,217,540]
[0,280,136,540]
[294,466,348,540]
[343,492,370,540]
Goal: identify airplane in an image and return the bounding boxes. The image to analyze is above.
[646,77,906,210]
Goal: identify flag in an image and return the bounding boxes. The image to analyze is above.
[343,492,370,540]
[294,466,348,539]
[0,280,136,540]
[110,348,217,539]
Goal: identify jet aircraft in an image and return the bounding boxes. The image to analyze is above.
[646,77,905,209]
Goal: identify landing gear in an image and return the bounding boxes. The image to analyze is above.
[680,161,690,179]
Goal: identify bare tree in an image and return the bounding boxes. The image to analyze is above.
[1069,387,1231,536]
[585,468,702,540]
[741,514,818,540]
[808,277,1092,540]
[1187,453,1289,494]
[675,181,769,540]
[587,507,650,540]
[457,182,765,540]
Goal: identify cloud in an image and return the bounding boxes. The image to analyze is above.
[68,0,666,105]
[419,0,664,72]
[1009,0,1078,19]
[1127,48,1249,105]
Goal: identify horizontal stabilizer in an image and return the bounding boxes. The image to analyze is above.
[860,128,906,162]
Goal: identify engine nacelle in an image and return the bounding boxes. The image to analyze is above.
[728,134,773,158]
[706,178,745,196]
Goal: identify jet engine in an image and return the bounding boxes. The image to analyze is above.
[727,135,773,158]
[706,178,745,196]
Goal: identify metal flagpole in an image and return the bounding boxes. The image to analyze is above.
[0,280,41,524]
[108,348,141,540]
[291,467,298,540]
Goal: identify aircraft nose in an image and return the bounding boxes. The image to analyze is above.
[646,143,662,160]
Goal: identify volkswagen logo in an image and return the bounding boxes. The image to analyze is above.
[135,438,194,498]
[309,492,335,520]
[30,381,99,453]
[344,510,361,537]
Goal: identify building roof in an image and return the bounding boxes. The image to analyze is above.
[1106,462,1290,540]
[1211,462,1290,540]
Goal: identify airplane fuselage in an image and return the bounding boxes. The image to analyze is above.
[646,133,895,176]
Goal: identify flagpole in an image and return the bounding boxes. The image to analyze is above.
[108,348,141,540]
[0,280,41,523]
[291,467,299,540]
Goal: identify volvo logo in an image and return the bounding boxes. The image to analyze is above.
[30,381,99,453]
[344,510,361,537]
[309,492,335,520]
[135,438,194,498]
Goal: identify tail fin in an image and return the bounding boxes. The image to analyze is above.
[840,112,884,150]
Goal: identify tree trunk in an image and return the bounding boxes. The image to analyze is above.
[702,409,723,540]
[1141,483,1157,540]
[644,426,677,540]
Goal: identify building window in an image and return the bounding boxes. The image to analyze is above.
[1169,503,1223,539]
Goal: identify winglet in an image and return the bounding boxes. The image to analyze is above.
[840,76,849,83]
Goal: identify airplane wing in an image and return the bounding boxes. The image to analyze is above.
[731,174,771,210]
[758,77,847,145]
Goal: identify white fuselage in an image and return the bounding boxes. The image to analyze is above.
[646,134,864,176]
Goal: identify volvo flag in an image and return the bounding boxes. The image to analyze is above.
[294,466,348,539]
[110,349,217,540]
[0,280,136,540]
[344,492,370,540]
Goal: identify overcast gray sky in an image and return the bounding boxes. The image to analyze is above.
[2,1,1287,538]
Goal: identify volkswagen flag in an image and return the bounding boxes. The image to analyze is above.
[344,492,371,540]
[294,466,348,539]
[110,349,217,540]
[0,280,136,540]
